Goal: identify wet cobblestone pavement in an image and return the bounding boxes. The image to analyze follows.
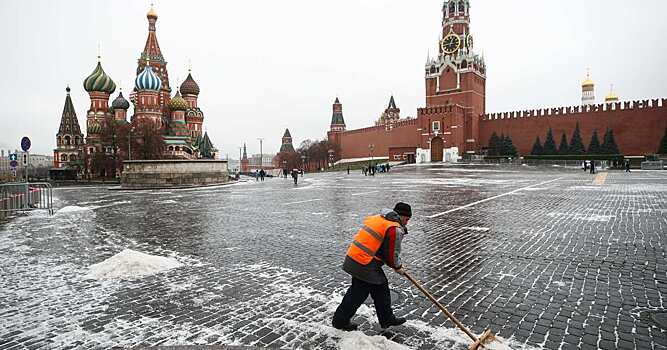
[1,164,666,349]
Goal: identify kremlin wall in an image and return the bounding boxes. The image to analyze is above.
[327,1,667,163]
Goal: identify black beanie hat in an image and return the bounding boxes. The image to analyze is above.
[393,202,412,218]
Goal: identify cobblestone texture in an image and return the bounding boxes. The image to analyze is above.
[1,164,666,349]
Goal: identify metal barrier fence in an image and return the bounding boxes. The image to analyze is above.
[0,182,54,220]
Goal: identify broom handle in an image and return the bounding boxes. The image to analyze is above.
[402,270,478,342]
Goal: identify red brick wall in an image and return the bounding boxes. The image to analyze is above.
[335,120,421,159]
[480,99,667,156]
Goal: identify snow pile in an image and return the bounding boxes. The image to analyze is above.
[339,331,412,350]
[86,249,182,280]
[56,206,92,214]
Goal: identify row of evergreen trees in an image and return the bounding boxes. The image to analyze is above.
[659,127,667,154]
[531,123,620,156]
[487,133,518,157]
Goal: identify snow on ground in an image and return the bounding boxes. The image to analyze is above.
[547,212,615,222]
[86,249,183,280]
[55,205,93,214]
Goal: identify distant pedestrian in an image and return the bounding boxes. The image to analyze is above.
[363,167,368,176]
[583,161,588,171]
[625,160,631,173]
[291,169,299,185]
[347,166,350,175]
[255,170,259,181]
[590,161,596,174]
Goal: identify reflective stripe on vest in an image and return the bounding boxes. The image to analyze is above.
[346,215,401,265]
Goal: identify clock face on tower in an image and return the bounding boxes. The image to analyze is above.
[441,34,461,54]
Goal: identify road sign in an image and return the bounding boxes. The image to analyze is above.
[9,153,17,161]
[21,137,31,152]
[10,160,18,168]
[22,153,28,166]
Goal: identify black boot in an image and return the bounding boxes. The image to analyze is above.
[380,316,406,329]
[332,320,358,331]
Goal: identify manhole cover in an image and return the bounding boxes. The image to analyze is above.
[651,312,667,329]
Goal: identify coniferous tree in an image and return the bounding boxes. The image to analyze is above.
[499,133,508,156]
[601,128,621,155]
[569,122,586,155]
[542,128,558,155]
[558,133,569,155]
[531,136,543,155]
[587,129,601,155]
[505,135,518,157]
[659,127,667,154]
[488,132,500,156]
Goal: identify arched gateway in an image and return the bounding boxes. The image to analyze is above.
[430,137,444,162]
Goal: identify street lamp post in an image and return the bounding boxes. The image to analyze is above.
[257,138,264,170]
[300,154,306,176]
[328,149,334,170]
[238,147,242,173]
[368,144,375,172]
[127,128,134,161]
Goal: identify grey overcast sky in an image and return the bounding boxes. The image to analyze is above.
[0,0,665,157]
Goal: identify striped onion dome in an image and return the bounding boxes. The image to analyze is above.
[180,72,200,95]
[135,64,162,91]
[83,61,116,94]
[169,91,188,111]
[111,91,130,110]
[88,122,102,134]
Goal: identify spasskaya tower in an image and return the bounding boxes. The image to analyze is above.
[419,0,486,157]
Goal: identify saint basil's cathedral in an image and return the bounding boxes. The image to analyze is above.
[53,5,216,174]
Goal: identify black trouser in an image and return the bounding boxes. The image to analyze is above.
[332,277,393,327]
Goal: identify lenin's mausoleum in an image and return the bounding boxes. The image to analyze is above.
[327,0,667,163]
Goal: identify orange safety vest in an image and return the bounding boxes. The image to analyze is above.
[346,215,401,265]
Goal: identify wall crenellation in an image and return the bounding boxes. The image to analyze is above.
[418,104,467,116]
[481,98,666,121]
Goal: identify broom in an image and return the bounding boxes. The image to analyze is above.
[402,269,498,350]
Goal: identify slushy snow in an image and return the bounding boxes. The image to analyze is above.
[339,331,412,350]
[86,249,182,280]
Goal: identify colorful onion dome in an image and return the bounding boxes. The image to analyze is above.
[135,64,162,91]
[88,122,102,134]
[180,72,200,95]
[83,60,116,94]
[111,91,130,110]
[169,90,189,111]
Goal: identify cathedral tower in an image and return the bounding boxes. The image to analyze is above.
[83,57,116,151]
[582,70,595,106]
[137,4,171,115]
[180,70,204,139]
[133,61,163,127]
[54,86,84,168]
